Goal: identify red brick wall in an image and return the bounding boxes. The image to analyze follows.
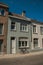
[0,7,8,54]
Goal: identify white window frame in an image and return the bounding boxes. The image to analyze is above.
[19,38,28,48]
[40,27,43,35]
[33,25,37,33]
[11,22,16,30]
[19,41,28,47]
[20,24,28,32]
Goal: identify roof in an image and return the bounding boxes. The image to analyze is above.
[0,2,9,8]
[8,12,31,21]
[31,19,43,24]
[8,12,43,24]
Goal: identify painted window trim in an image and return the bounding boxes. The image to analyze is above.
[33,25,38,34]
[40,27,43,35]
[11,22,16,31]
[20,24,28,32]
[19,39,29,48]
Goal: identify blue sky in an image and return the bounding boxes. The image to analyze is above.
[0,0,43,22]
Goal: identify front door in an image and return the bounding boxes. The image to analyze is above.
[11,37,16,54]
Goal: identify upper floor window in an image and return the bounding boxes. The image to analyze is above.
[11,22,16,30]
[20,24,28,32]
[33,25,37,33]
[40,27,43,35]
[0,9,5,16]
[0,24,3,35]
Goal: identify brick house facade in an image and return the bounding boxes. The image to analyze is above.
[0,3,9,54]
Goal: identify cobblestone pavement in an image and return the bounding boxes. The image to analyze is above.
[0,51,43,65]
[0,51,43,59]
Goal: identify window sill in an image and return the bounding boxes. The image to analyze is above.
[20,30,28,33]
[40,34,43,35]
[33,32,38,34]
[11,29,16,31]
[0,34,4,36]
[19,46,29,49]
[33,47,40,50]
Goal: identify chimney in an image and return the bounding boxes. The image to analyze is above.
[22,10,26,16]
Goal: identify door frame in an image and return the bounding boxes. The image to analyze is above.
[10,37,16,54]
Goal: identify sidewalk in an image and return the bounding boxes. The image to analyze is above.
[0,51,43,59]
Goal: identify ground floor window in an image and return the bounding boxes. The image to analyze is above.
[19,41,27,47]
[33,38,38,48]
[42,39,43,47]
[19,38,28,48]
[0,40,3,52]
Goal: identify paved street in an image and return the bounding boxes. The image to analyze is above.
[0,53,43,65]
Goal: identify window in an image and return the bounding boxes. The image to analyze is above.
[0,9,5,16]
[33,25,36,33]
[19,41,21,47]
[25,41,27,46]
[0,24,3,34]
[33,38,38,48]
[20,24,28,32]
[42,39,43,47]
[19,38,28,48]
[40,27,43,35]
[0,40,3,52]
[11,22,16,30]
[19,41,27,48]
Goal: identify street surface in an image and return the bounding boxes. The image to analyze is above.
[0,53,43,65]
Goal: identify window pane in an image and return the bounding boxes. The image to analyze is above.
[20,26,22,30]
[20,24,22,31]
[40,27,43,34]
[42,39,43,47]
[1,10,4,15]
[22,41,24,46]
[19,41,21,47]
[11,25,15,29]
[33,25,36,33]
[25,41,27,46]
[11,22,16,30]
[0,40,3,52]
[0,24,3,34]
[0,9,4,16]
[0,9,1,15]
[25,26,27,31]
[20,24,28,31]
[22,26,24,30]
